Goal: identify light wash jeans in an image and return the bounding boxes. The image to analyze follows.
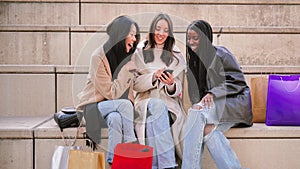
[97,99,137,163]
[146,98,177,169]
[182,108,242,169]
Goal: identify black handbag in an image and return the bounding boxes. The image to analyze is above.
[54,107,82,131]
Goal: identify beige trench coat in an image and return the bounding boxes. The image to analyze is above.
[132,46,187,159]
[76,45,134,111]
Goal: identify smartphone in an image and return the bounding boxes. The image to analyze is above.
[163,69,174,75]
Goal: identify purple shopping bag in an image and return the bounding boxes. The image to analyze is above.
[266,74,300,126]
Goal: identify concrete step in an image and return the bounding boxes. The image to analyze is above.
[0,116,52,169]
[0,65,85,116]
[0,65,56,116]
[1,25,300,65]
[0,116,107,169]
[1,116,300,169]
[1,0,299,26]
[36,120,300,169]
[1,65,300,116]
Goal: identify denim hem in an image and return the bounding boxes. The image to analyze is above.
[124,138,138,143]
[160,162,178,169]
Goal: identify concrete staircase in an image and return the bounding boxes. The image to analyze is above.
[1,0,300,169]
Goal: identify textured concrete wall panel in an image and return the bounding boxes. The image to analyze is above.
[0,2,79,25]
[0,32,69,64]
[216,34,300,65]
[57,73,87,109]
[0,74,55,116]
[81,4,300,27]
[0,139,33,169]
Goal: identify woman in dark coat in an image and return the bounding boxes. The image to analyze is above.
[181,20,252,169]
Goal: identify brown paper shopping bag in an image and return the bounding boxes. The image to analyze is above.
[250,76,268,123]
[68,149,105,169]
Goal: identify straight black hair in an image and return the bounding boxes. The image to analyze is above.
[103,15,140,75]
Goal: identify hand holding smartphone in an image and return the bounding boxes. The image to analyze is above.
[160,69,174,85]
[163,69,174,76]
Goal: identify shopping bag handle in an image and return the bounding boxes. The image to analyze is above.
[60,120,84,146]
[280,77,300,92]
[77,138,99,152]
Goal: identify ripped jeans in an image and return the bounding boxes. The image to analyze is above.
[146,98,177,169]
[182,107,242,169]
[97,99,137,163]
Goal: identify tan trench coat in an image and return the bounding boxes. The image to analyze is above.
[76,45,134,111]
[132,46,187,159]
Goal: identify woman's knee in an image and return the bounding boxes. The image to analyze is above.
[187,109,206,124]
[187,109,215,136]
[106,112,122,127]
[148,98,167,113]
[118,99,134,110]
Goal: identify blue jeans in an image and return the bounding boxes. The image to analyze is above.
[97,99,137,163]
[146,98,177,169]
[182,108,242,169]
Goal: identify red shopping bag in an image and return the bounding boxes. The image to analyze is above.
[112,143,153,169]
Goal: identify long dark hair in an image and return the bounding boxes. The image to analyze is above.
[143,13,178,66]
[186,20,216,100]
[103,15,140,75]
